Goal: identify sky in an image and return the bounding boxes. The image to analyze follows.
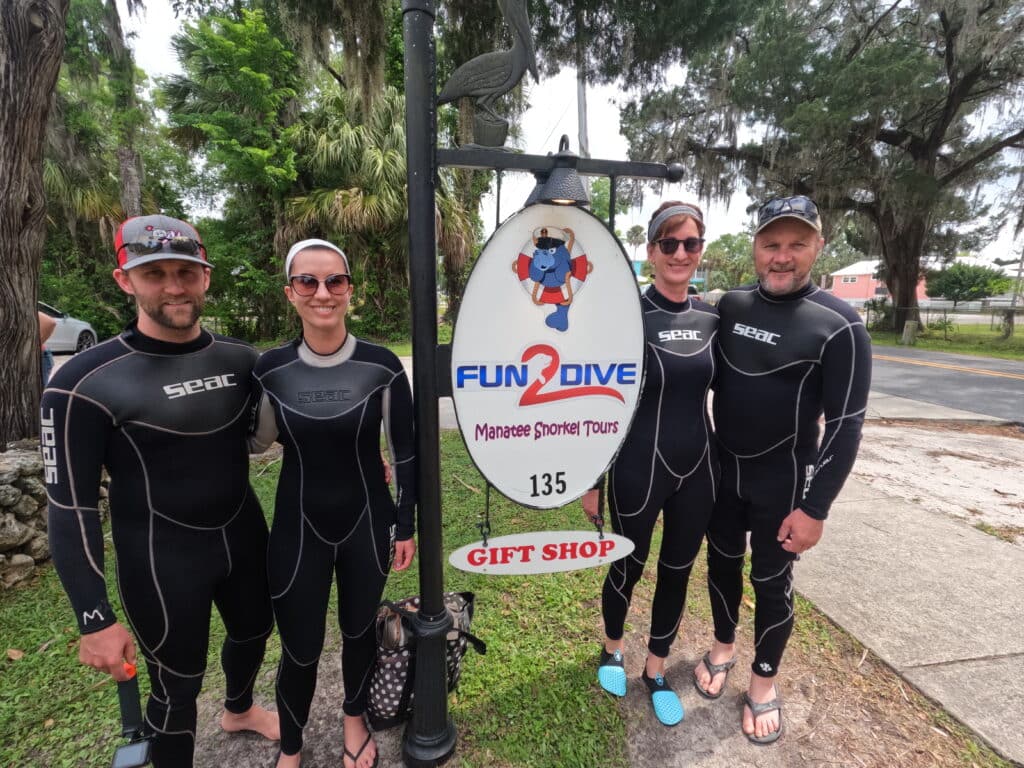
[120,0,1019,264]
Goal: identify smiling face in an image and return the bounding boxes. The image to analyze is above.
[113,258,210,342]
[284,247,353,339]
[647,217,703,300]
[753,218,824,296]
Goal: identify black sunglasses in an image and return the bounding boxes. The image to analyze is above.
[655,237,705,255]
[118,236,204,257]
[289,273,352,296]
[757,195,819,225]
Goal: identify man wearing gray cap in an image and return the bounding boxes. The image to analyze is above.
[42,214,279,766]
[693,196,871,744]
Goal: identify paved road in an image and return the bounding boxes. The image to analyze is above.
[870,346,1024,422]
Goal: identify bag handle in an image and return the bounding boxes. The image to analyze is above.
[380,594,487,656]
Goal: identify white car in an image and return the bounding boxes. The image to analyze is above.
[38,301,98,353]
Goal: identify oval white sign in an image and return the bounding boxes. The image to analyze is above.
[448,530,635,575]
[451,204,645,508]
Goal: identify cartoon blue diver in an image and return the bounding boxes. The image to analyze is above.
[514,226,592,331]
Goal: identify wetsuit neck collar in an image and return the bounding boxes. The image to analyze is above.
[121,320,212,354]
[646,284,691,312]
[756,281,817,303]
[297,333,356,367]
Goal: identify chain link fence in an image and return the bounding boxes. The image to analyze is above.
[862,301,1021,343]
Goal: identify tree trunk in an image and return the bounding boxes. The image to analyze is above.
[117,146,142,218]
[876,209,924,333]
[104,0,141,218]
[0,0,70,446]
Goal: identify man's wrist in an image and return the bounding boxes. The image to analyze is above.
[78,599,117,634]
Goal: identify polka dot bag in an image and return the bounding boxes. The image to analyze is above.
[367,591,485,730]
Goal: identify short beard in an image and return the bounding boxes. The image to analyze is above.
[141,297,203,330]
[757,269,811,296]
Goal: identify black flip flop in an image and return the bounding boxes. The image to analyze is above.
[344,730,380,768]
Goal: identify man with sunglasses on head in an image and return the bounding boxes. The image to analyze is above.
[42,214,279,766]
[694,196,871,744]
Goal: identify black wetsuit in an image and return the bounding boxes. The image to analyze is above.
[252,335,415,757]
[601,287,719,658]
[707,283,871,677]
[42,323,272,767]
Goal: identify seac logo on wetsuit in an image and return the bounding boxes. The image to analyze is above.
[732,323,781,346]
[658,329,703,342]
[297,389,352,403]
[40,409,59,483]
[163,373,237,399]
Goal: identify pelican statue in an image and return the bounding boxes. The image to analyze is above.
[438,0,539,125]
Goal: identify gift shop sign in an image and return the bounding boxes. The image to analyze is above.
[449,531,635,575]
[451,204,645,508]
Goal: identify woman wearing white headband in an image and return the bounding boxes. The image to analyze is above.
[251,238,416,768]
[583,201,720,727]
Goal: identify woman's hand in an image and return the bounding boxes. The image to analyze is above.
[582,488,601,523]
[393,538,416,571]
[381,452,392,484]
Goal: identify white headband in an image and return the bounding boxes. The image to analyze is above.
[284,238,350,276]
[648,205,704,242]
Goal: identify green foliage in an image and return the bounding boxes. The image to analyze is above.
[200,204,296,342]
[864,297,895,332]
[703,231,755,290]
[529,0,758,88]
[926,316,956,333]
[588,177,630,226]
[925,263,1013,308]
[164,10,301,196]
[621,0,1024,313]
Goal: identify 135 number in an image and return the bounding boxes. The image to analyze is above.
[529,472,566,497]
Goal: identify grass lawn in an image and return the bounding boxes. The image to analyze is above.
[0,433,1014,767]
[870,323,1024,360]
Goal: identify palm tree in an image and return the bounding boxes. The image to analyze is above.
[284,86,472,339]
[626,224,645,260]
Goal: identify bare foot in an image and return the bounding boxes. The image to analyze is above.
[743,678,781,741]
[694,640,735,697]
[221,704,281,741]
[276,751,301,768]
[342,714,377,768]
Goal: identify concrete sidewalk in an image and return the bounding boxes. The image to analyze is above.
[795,391,1024,764]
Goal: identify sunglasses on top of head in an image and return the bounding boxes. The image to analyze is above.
[118,236,204,258]
[654,237,705,255]
[757,195,819,224]
[288,273,352,296]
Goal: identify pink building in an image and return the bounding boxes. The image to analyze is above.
[829,260,927,302]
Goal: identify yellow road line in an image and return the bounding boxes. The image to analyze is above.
[872,354,1024,381]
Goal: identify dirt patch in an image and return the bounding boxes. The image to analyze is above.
[872,419,1024,439]
[852,421,1024,541]
[616,563,1011,767]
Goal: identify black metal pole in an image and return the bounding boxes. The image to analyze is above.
[608,175,617,234]
[402,1,456,765]
[495,170,502,229]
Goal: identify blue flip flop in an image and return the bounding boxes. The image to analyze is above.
[641,669,684,726]
[597,648,627,697]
